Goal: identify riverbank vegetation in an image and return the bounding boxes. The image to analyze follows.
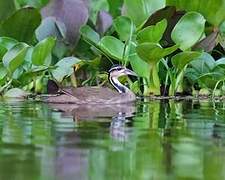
[1,0,225,98]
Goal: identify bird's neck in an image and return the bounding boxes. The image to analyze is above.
[109,76,130,94]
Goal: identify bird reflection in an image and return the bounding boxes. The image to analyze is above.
[49,102,135,135]
[110,112,128,141]
[49,103,135,120]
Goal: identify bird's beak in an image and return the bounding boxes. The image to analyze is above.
[123,68,138,77]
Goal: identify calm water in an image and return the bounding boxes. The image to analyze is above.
[0,99,225,180]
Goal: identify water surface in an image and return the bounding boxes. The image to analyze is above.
[0,99,225,180]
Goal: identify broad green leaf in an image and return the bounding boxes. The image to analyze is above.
[219,20,225,34]
[4,88,30,98]
[52,57,81,82]
[12,66,24,80]
[99,36,125,61]
[0,45,7,60]
[190,52,215,73]
[0,37,18,50]
[107,0,123,18]
[32,37,56,66]
[214,58,225,69]
[171,12,205,51]
[113,16,134,41]
[16,0,49,8]
[80,25,100,46]
[124,0,165,27]
[0,0,16,21]
[0,63,7,80]
[129,53,149,80]
[172,51,202,70]
[3,43,29,74]
[167,0,225,26]
[137,19,167,43]
[0,7,41,43]
[136,43,178,64]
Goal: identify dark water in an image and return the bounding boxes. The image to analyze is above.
[0,99,225,180]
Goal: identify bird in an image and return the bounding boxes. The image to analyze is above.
[45,65,137,104]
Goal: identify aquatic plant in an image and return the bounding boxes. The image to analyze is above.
[1,0,225,97]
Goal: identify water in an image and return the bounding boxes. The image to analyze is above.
[0,99,225,180]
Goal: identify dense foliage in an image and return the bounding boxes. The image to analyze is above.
[1,0,225,97]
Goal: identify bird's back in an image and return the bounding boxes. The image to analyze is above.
[45,86,136,104]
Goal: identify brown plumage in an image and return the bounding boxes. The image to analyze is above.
[45,65,137,104]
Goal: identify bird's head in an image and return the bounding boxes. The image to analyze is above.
[108,65,137,78]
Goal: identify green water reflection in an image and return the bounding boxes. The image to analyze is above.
[0,100,225,180]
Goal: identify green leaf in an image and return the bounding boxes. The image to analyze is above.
[52,57,81,82]
[129,53,149,80]
[32,37,56,66]
[124,0,165,27]
[171,12,205,51]
[0,63,7,80]
[0,0,16,21]
[99,36,125,61]
[80,25,100,46]
[167,0,225,26]
[214,58,225,69]
[3,43,29,74]
[113,16,134,41]
[0,7,41,43]
[190,52,215,73]
[107,0,123,18]
[172,51,202,71]
[0,45,7,60]
[136,43,178,64]
[137,19,167,43]
[17,0,49,9]
[4,88,30,98]
[0,37,18,50]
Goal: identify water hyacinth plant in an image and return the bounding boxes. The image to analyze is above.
[0,0,225,98]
